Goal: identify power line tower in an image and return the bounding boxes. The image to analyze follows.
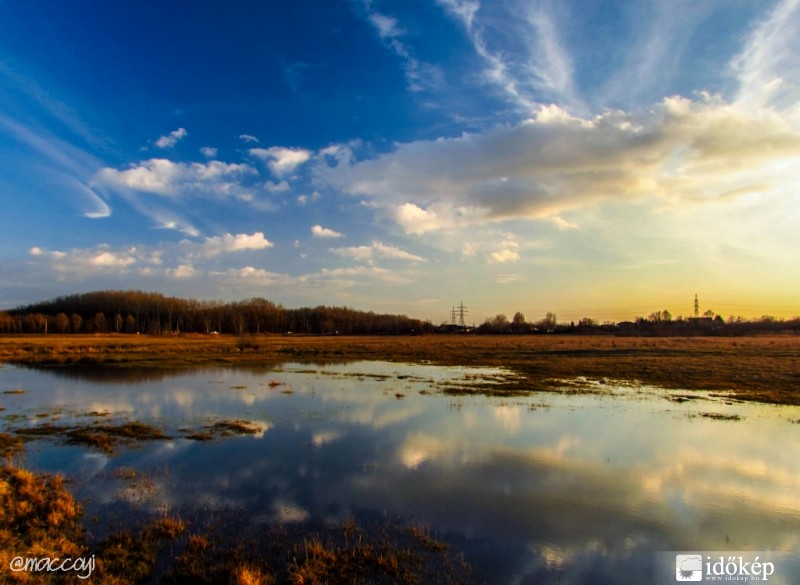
[450,306,457,325]
[457,301,468,328]
[694,294,699,318]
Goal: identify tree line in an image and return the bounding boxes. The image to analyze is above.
[0,290,429,336]
[474,309,800,336]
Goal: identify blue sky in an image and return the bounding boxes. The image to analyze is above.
[2,0,800,323]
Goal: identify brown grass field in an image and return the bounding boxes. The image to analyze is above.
[1,333,800,404]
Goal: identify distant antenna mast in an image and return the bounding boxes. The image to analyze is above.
[694,294,699,318]
[457,301,468,327]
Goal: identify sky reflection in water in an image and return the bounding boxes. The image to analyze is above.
[2,362,799,584]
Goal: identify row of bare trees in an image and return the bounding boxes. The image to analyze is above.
[473,308,799,336]
[1,291,428,335]
[476,311,559,334]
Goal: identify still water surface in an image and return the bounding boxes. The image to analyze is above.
[2,362,799,584]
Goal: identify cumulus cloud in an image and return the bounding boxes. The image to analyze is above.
[239,134,260,143]
[28,244,140,276]
[318,97,800,231]
[167,263,198,278]
[196,232,274,258]
[249,147,312,176]
[488,240,520,263]
[311,225,344,238]
[23,239,295,295]
[93,158,256,197]
[394,203,445,235]
[154,128,187,149]
[200,146,218,157]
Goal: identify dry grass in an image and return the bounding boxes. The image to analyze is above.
[0,432,24,459]
[2,334,800,403]
[0,463,85,583]
[1,455,189,584]
[169,517,472,585]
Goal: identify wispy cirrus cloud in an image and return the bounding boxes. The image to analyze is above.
[0,114,111,219]
[436,0,581,111]
[358,1,442,93]
[731,0,800,111]
[330,241,426,263]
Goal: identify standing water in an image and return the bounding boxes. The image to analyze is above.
[2,361,799,584]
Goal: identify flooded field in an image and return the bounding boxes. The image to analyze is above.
[2,361,800,584]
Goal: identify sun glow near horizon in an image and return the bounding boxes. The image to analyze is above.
[1,0,798,317]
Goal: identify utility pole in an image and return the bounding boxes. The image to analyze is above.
[694,294,699,318]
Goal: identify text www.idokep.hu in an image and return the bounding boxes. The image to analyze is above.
[9,555,96,580]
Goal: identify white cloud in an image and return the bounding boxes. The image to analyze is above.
[436,0,538,110]
[311,225,344,238]
[265,180,290,193]
[28,244,140,275]
[391,202,485,235]
[318,97,800,231]
[154,128,187,149]
[598,0,713,109]
[93,158,256,197]
[552,216,578,230]
[196,232,274,258]
[361,3,441,93]
[249,147,312,176]
[70,178,111,218]
[91,251,137,268]
[0,114,111,218]
[200,146,218,158]
[731,0,800,111]
[216,266,302,287]
[394,203,444,235]
[330,241,425,263]
[436,0,479,30]
[239,134,260,143]
[525,3,581,110]
[461,241,478,258]
[369,13,402,39]
[488,240,520,263]
[317,265,412,285]
[167,263,198,278]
